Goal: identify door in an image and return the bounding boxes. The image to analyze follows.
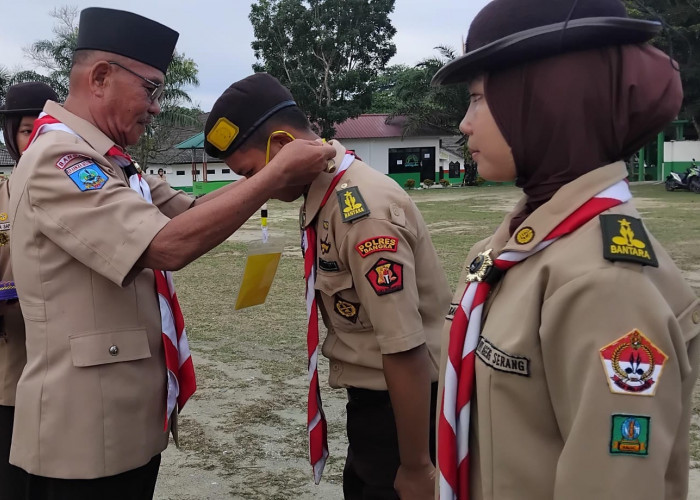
[420,147,435,182]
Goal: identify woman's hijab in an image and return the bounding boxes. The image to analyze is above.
[485,44,682,232]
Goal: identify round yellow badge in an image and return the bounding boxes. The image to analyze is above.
[516,227,535,245]
[0,213,7,221]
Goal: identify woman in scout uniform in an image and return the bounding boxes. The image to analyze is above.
[0,81,59,498]
[204,73,451,499]
[433,0,700,498]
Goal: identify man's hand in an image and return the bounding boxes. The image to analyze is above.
[394,463,436,500]
[267,139,336,187]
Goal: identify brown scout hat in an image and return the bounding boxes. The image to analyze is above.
[432,0,661,86]
[204,73,297,159]
[0,82,59,115]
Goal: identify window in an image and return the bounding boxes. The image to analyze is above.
[194,170,201,175]
[149,169,155,174]
[176,171,185,176]
[207,169,215,175]
[222,168,231,174]
[388,147,421,174]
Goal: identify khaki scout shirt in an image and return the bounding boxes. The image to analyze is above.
[303,140,451,391]
[0,178,25,407]
[8,101,194,479]
[438,162,700,499]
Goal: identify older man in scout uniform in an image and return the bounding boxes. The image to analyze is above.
[203,73,451,499]
[8,8,335,500]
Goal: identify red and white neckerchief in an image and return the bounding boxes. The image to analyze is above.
[438,179,632,500]
[301,152,355,484]
[27,113,196,430]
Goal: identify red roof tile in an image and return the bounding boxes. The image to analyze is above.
[334,114,408,139]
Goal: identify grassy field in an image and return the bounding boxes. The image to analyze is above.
[155,183,700,499]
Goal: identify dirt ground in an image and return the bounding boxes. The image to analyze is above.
[154,184,700,499]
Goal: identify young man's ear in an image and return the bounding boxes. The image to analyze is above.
[270,132,295,156]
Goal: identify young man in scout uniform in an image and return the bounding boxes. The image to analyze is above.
[8,8,335,499]
[203,73,451,499]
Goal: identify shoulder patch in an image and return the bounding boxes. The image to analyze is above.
[55,153,90,170]
[337,186,370,223]
[609,414,650,456]
[599,329,668,396]
[365,258,403,295]
[600,214,658,267]
[355,236,398,258]
[334,296,360,323]
[475,336,530,377]
[65,162,108,191]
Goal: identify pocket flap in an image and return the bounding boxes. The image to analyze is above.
[70,328,152,367]
[315,269,353,296]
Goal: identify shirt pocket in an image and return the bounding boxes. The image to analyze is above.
[69,327,152,367]
[315,269,371,331]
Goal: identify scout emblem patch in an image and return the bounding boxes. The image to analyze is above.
[609,414,650,456]
[355,236,398,258]
[599,329,668,396]
[600,215,658,267]
[334,296,360,323]
[446,303,458,321]
[0,232,8,246]
[365,258,403,295]
[475,336,530,377]
[337,186,369,223]
[323,220,329,230]
[320,235,331,254]
[65,161,108,191]
[206,117,239,152]
[515,226,535,245]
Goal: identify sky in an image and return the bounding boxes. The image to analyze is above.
[0,0,490,111]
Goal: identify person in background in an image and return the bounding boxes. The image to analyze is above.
[0,81,59,500]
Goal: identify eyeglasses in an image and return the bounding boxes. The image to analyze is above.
[108,61,165,103]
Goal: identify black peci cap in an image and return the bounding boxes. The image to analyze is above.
[76,7,179,74]
[204,73,297,159]
[0,82,59,115]
[432,0,661,86]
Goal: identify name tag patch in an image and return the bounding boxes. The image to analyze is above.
[355,236,398,258]
[318,258,339,272]
[475,336,530,377]
[66,162,108,191]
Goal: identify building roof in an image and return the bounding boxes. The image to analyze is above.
[176,132,205,149]
[334,114,451,139]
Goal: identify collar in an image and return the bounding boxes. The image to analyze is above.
[302,139,351,228]
[43,101,121,158]
[500,162,629,254]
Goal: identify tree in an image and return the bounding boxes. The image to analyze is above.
[371,46,470,136]
[625,0,700,136]
[249,0,397,138]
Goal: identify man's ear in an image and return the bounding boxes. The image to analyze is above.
[89,61,112,98]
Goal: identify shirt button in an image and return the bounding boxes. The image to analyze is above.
[109,345,119,356]
[340,183,348,189]
[693,310,700,324]
[332,362,340,372]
